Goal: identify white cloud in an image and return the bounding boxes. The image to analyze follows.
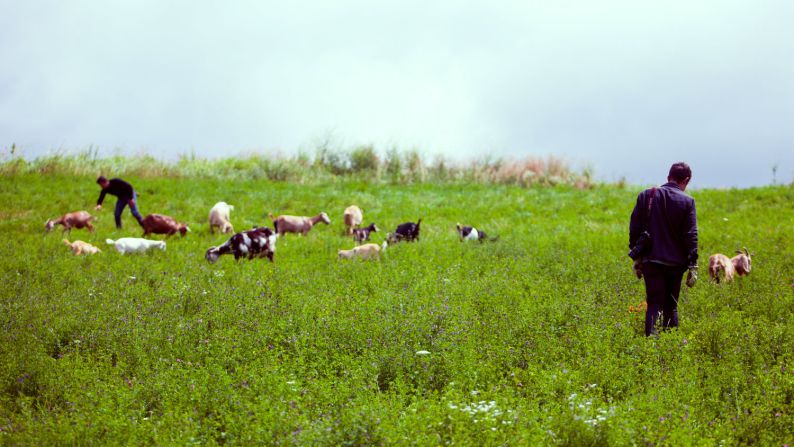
[0,0,792,186]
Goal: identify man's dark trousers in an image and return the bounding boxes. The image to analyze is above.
[113,191,143,229]
[643,262,687,336]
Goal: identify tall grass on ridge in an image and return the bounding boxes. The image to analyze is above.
[1,144,594,188]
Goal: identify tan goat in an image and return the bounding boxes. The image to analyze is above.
[269,212,330,236]
[208,202,234,234]
[338,242,387,260]
[343,205,363,235]
[63,239,101,255]
[708,248,753,283]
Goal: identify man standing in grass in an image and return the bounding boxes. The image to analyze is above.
[629,162,698,336]
[95,176,145,229]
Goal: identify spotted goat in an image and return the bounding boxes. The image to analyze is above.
[205,227,278,263]
[352,223,379,243]
[456,223,499,242]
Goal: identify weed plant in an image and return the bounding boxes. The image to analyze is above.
[0,171,792,445]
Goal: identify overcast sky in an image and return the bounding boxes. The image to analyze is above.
[1,1,792,187]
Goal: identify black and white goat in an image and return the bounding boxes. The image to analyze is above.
[386,219,422,244]
[352,223,379,243]
[456,223,498,243]
[205,226,278,263]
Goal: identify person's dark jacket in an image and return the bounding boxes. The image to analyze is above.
[97,178,135,205]
[629,182,698,267]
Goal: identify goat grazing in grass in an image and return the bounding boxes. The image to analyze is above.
[456,223,498,242]
[338,242,387,260]
[45,211,96,233]
[63,239,101,255]
[708,247,753,283]
[352,223,379,243]
[106,238,166,254]
[141,214,190,237]
[343,205,363,235]
[208,202,234,234]
[205,227,278,263]
[386,219,422,244]
[269,212,330,237]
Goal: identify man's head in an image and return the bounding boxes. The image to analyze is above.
[667,162,691,190]
[96,176,109,188]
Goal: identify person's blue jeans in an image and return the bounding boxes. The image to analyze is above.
[642,262,687,336]
[114,191,143,229]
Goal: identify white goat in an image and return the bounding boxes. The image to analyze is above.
[106,238,166,255]
[708,247,753,283]
[208,202,234,234]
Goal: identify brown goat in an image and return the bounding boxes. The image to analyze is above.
[141,214,190,237]
[45,211,96,233]
[269,212,330,236]
[708,248,753,283]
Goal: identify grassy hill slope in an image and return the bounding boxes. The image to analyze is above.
[1,173,792,445]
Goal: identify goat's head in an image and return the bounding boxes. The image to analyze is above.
[45,220,56,232]
[179,224,190,236]
[386,232,399,244]
[733,247,753,275]
[368,223,379,232]
[320,212,331,225]
[205,247,220,263]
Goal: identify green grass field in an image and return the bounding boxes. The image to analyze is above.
[1,172,793,445]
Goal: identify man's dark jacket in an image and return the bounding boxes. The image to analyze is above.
[97,178,135,205]
[629,182,698,268]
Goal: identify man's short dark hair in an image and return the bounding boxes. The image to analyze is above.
[96,176,108,184]
[668,162,691,183]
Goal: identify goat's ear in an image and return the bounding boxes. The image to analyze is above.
[736,250,743,255]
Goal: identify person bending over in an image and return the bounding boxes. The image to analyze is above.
[95,176,144,229]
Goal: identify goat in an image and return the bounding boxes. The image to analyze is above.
[386,219,422,244]
[205,226,277,263]
[141,214,190,237]
[208,202,234,234]
[338,242,387,260]
[343,205,363,235]
[45,211,96,233]
[269,212,330,236]
[708,247,753,283]
[106,238,166,254]
[456,223,499,242]
[62,239,101,255]
[352,223,379,243]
